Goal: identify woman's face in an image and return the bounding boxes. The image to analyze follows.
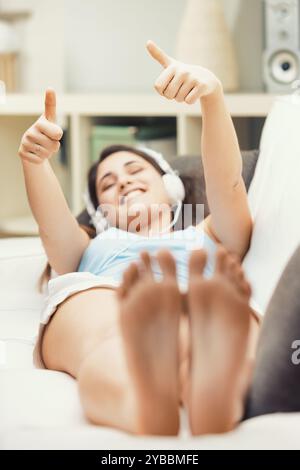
[95,151,171,231]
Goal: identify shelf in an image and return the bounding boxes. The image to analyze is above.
[0,92,270,226]
[0,93,278,117]
[0,11,31,22]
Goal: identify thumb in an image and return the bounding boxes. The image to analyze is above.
[44,88,56,123]
[146,40,172,68]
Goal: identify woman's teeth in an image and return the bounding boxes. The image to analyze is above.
[120,189,143,204]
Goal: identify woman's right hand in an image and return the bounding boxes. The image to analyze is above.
[18,88,63,164]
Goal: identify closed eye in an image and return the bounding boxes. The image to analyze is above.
[130,167,143,175]
[102,182,115,191]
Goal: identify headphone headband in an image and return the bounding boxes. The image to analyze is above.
[137,146,181,179]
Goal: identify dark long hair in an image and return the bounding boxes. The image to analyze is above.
[38,145,196,292]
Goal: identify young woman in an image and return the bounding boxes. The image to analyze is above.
[18,41,259,436]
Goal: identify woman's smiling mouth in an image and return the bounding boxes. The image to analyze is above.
[120,188,146,205]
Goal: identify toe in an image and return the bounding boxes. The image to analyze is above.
[127,262,140,287]
[242,280,252,299]
[140,251,154,279]
[189,249,207,278]
[214,247,228,274]
[226,257,239,283]
[240,270,252,298]
[118,263,138,299]
[224,256,244,291]
[225,257,252,300]
[118,269,129,299]
[118,263,138,298]
[157,250,177,280]
[116,285,125,300]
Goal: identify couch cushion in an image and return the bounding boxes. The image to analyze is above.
[0,237,46,309]
[1,368,300,450]
[0,370,86,429]
[0,238,47,369]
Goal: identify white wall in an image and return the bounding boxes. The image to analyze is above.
[1,0,264,93]
[64,0,186,93]
[1,0,64,92]
[227,0,264,92]
[64,0,264,93]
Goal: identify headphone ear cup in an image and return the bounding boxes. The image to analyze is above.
[162,174,185,205]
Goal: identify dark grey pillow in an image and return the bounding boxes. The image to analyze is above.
[172,149,259,217]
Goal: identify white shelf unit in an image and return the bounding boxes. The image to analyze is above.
[0,93,276,236]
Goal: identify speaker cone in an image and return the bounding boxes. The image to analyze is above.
[269,50,300,84]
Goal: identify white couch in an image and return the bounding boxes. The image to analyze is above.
[2,95,300,449]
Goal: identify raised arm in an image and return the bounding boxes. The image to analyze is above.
[18,89,90,274]
[147,41,252,258]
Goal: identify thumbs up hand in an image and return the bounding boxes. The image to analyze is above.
[146,40,222,104]
[18,88,63,165]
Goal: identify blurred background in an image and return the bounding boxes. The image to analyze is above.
[0,0,264,93]
[0,0,289,236]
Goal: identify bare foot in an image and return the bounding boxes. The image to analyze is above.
[187,247,252,436]
[118,250,181,436]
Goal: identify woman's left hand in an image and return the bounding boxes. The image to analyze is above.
[146,40,222,104]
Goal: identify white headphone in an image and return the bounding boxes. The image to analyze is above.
[83,147,185,235]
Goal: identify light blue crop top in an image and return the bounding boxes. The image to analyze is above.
[77,226,217,291]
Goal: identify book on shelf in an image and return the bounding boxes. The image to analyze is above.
[90,123,177,163]
[90,126,137,163]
